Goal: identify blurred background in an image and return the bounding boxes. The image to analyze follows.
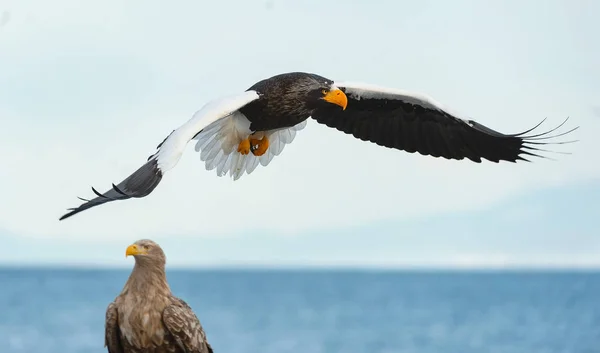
[0,0,599,352]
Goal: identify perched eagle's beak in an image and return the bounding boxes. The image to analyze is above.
[126,244,146,257]
[322,88,347,110]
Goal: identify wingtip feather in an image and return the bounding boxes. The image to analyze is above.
[516,116,579,162]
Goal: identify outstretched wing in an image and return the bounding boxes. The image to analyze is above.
[59,91,260,221]
[311,81,578,163]
[105,302,123,353]
[163,297,213,353]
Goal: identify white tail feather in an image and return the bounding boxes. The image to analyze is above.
[194,115,307,180]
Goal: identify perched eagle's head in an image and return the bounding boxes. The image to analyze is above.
[126,239,166,265]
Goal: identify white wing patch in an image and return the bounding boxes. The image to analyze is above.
[334,81,471,124]
[152,90,260,172]
[193,116,307,180]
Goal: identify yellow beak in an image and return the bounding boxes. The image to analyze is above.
[322,88,348,110]
[125,244,144,257]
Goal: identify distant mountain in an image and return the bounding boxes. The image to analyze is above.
[1,179,599,269]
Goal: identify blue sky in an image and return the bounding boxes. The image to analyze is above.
[0,0,598,268]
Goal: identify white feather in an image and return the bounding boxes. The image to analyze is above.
[152,90,260,173]
[194,117,308,180]
[334,81,470,124]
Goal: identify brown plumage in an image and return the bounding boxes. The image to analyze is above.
[105,239,213,353]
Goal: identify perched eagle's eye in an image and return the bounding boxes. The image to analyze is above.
[321,89,328,95]
[143,245,149,250]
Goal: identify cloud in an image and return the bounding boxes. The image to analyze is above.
[0,0,599,241]
[0,11,9,27]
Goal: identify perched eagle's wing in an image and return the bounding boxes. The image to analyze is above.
[311,81,578,163]
[58,91,260,220]
[163,297,213,353]
[193,117,307,180]
[105,302,123,353]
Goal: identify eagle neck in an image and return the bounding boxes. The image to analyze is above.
[124,260,171,297]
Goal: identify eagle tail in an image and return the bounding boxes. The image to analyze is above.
[193,114,307,180]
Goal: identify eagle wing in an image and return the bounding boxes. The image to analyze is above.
[163,297,213,353]
[105,302,124,353]
[311,81,577,163]
[58,91,261,221]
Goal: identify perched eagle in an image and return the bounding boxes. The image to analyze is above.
[59,72,576,220]
[105,239,213,353]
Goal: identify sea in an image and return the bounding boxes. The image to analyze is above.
[0,268,598,353]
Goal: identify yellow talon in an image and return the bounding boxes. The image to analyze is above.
[250,135,269,156]
[237,138,251,155]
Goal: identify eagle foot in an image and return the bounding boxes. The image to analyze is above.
[250,135,269,156]
[237,138,251,155]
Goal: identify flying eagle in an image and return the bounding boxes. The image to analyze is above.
[105,239,213,353]
[59,72,576,220]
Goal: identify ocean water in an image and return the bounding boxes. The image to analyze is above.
[0,268,598,353]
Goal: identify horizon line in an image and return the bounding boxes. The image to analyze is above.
[1,262,600,272]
